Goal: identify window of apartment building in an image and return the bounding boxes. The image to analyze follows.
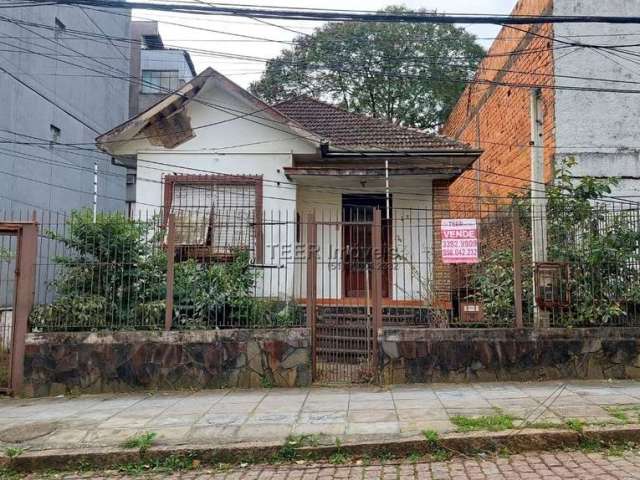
[49,124,60,149]
[54,18,66,39]
[164,175,263,262]
[141,70,180,94]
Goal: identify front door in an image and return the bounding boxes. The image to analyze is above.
[342,195,391,298]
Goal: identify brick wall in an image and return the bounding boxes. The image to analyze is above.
[442,0,556,215]
[432,179,452,309]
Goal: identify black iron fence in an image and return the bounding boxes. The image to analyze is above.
[0,199,639,334]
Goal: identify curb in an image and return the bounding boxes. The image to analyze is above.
[2,425,640,473]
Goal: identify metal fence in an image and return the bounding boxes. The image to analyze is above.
[0,200,639,335]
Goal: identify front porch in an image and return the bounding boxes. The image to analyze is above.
[287,164,452,312]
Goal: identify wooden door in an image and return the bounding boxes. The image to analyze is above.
[342,196,391,299]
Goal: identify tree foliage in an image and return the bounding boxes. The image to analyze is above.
[250,6,484,129]
[472,157,640,326]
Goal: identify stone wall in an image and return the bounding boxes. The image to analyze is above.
[24,328,311,396]
[380,327,640,384]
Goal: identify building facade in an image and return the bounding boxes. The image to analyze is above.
[0,3,131,214]
[443,0,640,210]
[128,21,196,116]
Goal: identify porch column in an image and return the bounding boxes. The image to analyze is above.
[432,180,452,315]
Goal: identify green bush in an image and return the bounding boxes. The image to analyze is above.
[29,209,296,331]
[546,158,640,324]
[30,209,158,330]
[471,157,640,326]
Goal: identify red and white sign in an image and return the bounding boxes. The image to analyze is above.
[441,219,479,264]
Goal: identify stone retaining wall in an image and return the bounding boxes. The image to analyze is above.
[24,328,311,396]
[380,327,640,384]
[23,326,640,396]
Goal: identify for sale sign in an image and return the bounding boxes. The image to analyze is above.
[441,219,479,264]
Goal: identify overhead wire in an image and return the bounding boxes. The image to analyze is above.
[3,6,640,209]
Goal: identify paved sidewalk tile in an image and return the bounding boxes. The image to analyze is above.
[1,380,640,452]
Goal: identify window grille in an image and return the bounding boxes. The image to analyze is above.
[166,176,261,261]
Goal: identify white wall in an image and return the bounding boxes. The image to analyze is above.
[392,190,433,302]
[130,79,317,300]
[295,181,433,302]
[554,0,640,200]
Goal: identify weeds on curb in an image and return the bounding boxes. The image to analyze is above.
[4,447,24,459]
[116,454,198,474]
[329,437,351,464]
[329,452,349,465]
[578,438,603,453]
[0,467,20,480]
[450,413,515,432]
[274,434,319,462]
[121,432,156,453]
[422,429,452,461]
[407,451,422,463]
[376,450,393,464]
[565,419,586,433]
[605,407,631,423]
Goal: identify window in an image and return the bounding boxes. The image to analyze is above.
[164,175,263,262]
[49,124,60,149]
[54,18,65,39]
[141,70,179,94]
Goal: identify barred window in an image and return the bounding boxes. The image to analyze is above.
[164,175,263,261]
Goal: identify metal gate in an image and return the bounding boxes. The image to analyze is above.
[307,209,384,384]
[0,222,37,395]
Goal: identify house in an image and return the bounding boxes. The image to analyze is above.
[443,0,640,211]
[97,67,481,311]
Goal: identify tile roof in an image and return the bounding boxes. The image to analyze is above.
[274,96,475,152]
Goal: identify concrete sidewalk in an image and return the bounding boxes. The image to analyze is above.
[1,380,640,452]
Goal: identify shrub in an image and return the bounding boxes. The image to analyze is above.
[29,210,296,331]
[470,157,640,326]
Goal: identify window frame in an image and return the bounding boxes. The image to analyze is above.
[141,69,180,94]
[163,174,263,263]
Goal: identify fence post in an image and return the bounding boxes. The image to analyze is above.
[306,213,317,378]
[371,209,383,379]
[164,213,176,331]
[512,204,524,328]
[11,222,37,395]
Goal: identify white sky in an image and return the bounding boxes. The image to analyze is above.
[133,0,517,87]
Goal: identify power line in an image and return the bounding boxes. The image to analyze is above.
[18,0,640,25]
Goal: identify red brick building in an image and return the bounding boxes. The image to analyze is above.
[442,0,556,215]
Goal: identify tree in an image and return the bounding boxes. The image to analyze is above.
[250,6,485,129]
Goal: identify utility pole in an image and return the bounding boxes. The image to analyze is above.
[530,88,548,327]
[93,159,98,223]
[384,159,390,220]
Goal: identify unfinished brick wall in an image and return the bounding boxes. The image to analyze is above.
[442,0,556,215]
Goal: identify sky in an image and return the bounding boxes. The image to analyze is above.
[133,0,517,88]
